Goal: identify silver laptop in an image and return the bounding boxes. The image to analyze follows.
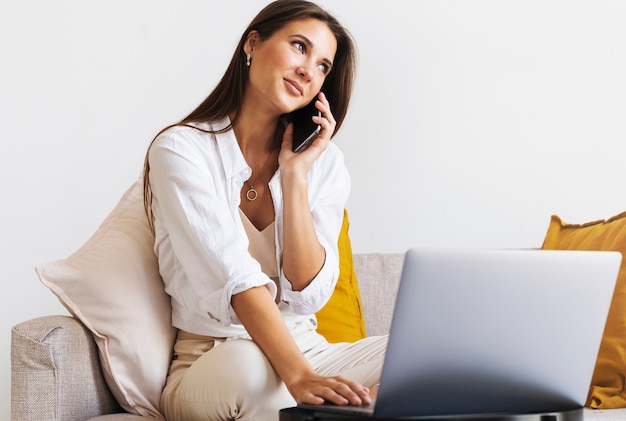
[297,248,620,419]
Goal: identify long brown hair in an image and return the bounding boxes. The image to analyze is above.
[143,0,358,229]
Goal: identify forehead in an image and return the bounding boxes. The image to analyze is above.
[273,19,337,60]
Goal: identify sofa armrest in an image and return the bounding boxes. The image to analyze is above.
[353,253,405,337]
[11,315,121,421]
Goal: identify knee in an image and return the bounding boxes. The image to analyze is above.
[168,339,294,420]
[212,339,282,396]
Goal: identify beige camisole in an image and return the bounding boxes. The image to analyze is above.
[238,209,280,300]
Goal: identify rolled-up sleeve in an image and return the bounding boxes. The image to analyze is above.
[278,144,351,314]
[149,126,276,330]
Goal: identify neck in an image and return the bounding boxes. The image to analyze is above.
[232,103,282,154]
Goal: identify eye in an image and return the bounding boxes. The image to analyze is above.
[317,63,330,74]
[293,41,306,54]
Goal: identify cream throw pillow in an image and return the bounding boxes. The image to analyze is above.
[35,177,175,419]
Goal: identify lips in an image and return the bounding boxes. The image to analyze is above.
[284,78,303,96]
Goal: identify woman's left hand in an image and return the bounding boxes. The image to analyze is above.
[279,92,336,178]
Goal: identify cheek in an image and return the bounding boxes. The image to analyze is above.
[250,55,279,84]
[277,53,300,70]
[262,45,294,68]
[312,74,327,92]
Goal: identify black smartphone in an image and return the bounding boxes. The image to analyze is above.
[291,97,322,152]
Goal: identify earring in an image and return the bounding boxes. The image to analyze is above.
[246,54,251,67]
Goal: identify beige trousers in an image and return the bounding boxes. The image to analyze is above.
[161,317,388,421]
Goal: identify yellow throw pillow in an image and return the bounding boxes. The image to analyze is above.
[315,209,367,343]
[542,212,626,408]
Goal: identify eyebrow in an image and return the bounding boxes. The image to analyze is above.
[291,34,334,70]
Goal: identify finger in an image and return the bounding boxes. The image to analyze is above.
[359,387,373,405]
[299,393,325,406]
[310,115,334,146]
[282,122,293,145]
[318,91,331,110]
[333,377,372,406]
[302,134,328,157]
[281,122,297,155]
[313,114,334,135]
[318,92,336,126]
[316,387,351,406]
[369,384,379,400]
[313,112,336,141]
[298,383,349,406]
[315,380,363,406]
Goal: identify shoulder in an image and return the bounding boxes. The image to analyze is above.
[153,122,214,148]
[325,142,345,159]
[313,142,348,173]
[307,142,350,194]
[150,119,232,158]
[149,122,222,171]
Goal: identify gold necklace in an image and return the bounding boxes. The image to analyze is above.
[244,151,276,201]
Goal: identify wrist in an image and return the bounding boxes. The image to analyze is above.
[281,365,317,390]
[280,169,309,194]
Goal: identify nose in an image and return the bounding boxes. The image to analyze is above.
[296,59,314,81]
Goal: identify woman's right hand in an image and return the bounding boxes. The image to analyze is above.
[232,287,372,409]
[286,371,372,406]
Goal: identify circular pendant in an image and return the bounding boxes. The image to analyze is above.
[246,187,258,201]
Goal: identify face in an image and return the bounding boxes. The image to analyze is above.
[245,19,337,114]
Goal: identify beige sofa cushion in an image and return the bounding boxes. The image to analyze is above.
[353,253,404,337]
[35,178,175,419]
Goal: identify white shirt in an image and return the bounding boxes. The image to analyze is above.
[148,118,351,338]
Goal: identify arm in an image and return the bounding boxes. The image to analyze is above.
[280,160,326,290]
[275,142,350,315]
[279,92,339,291]
[231,286,371,406]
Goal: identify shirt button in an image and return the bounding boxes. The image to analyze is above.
[309,318,317,327]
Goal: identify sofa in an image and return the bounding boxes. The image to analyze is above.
[11,253,404,421]
[11,251,626,420]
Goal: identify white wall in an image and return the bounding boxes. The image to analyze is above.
[2,1,625,418]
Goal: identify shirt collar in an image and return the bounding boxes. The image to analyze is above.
[211,116,250,180]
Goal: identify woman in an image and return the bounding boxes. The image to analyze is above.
[143,1,387,419]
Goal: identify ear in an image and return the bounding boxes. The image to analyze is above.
[244,30,260,55]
